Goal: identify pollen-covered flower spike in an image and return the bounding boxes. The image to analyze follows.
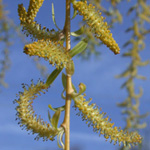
[72,1,120,55]
[71,86,142,148]
[18,4,62,41]
[27,0,44,23]
[24,40,72,69]
[14,80,64,141]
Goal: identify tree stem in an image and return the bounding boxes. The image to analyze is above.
[61,0,73,150]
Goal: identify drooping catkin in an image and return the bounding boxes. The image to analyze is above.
[73,94,142,148]
[72,1,120,54]
[14,80,63,141]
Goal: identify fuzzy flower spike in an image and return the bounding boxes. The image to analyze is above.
[18,2,61,41]
[27,0,44,23]
[24,40,72,69]
[71,83,142,148]
[14,80,64,141]
[72,0,120,55]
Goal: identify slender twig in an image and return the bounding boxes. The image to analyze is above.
[61,0,74,150]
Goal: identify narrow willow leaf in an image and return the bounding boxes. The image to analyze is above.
[125,27,133,33]
[71,26,84,37]
[136,75,146,80]
[57,131,65,149]
[71,8,78,20]
[127,6,136,15]
[133,87,143,99]
[62,72,67,89]
[51,109,61,129]
[137,112,149,119]
[69,39,88,57]
[46,68,63,87]
[121,78,132,89]
[57,132,63,148]
[48,110,52,122]
[52,3,60,30]
[48,104,65,112]
[139,13,150,22]
[117,101,128,107]
[123,40,131,48]
[137,60,150,66]
[134,123,147,129]
[72,84,77,93]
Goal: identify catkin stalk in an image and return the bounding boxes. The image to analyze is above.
[61,0,74,150]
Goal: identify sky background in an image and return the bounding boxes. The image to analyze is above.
[0,0,150,150]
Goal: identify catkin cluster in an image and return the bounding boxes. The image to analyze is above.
[24,40,72,69]
[18,2,60,41]
[73,94,142,148]
[72,1,120,54]
[14,80,62,141]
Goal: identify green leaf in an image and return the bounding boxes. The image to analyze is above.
[72,84,77,93]
[71,8,78,20]
[71,26,84,37]
[48,104,65,112]
[48,110,52,123]
[52,3,60,30]
[51,109,61,129]
[127,6,136,15]
[69,38,88,57]
[62,72,67,89]
[57,131,64,149]
[46,68,63,87]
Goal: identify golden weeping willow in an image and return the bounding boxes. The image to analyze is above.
[14,0,143,149]
[116,0,150,150]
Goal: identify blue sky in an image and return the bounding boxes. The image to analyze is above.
[0,0,150,150]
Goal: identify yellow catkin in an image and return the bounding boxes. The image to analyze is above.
[14,80,61,141]
[24,40,72,69]
[73,94,142,148]
[72,1,120,54]
[18,4,60,41]
[18,4,27,24]
[27,0,44,22]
